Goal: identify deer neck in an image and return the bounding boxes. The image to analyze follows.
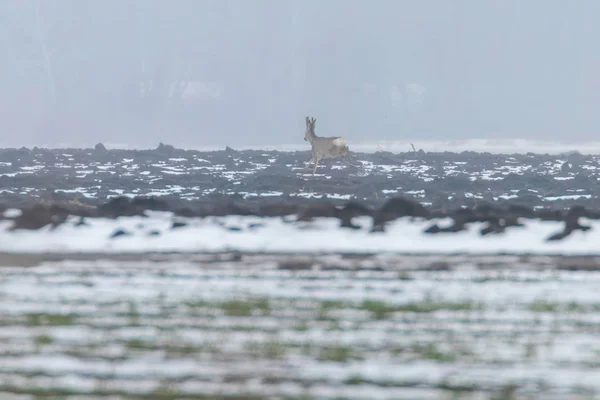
[306,130,318,144]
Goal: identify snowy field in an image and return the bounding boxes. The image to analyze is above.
[1,254,600,399]
[0,211,598,255]
[1,142,599,210]
[1,142,599,399]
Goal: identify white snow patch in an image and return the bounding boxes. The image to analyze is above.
[0,213,596,255]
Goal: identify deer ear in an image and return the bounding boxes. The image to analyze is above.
[311,118,316,128]
[305,116,310,126]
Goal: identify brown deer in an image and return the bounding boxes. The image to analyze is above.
[304,116,349,175]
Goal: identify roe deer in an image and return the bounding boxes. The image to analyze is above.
[304,116,349,175]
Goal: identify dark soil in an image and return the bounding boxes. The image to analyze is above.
[0,145,598,241]
[0,145,597,210]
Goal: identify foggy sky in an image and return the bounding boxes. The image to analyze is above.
[1,0,599,148]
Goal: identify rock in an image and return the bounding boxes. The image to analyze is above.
[171,221,187,229]
[110,228,129,238]
[372,196,429,231]
[248,222,265,230]
[546,207,592,241]
[480,219,505,236]
[10,205,69,230]
[94,142,107,152]
[424,218,467,234]
[378,196,429,219]
[156,142,176,154]
[131,196,172,212]
[297,201,339,221]
[338,201,372,229]
[98,197,145,218]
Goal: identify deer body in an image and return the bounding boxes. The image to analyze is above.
[304,116,349,175]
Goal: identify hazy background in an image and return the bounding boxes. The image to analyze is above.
[1,0,599,148]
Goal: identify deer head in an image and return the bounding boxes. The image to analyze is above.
[304,116,316,142]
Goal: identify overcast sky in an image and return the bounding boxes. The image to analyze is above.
[1,0,598,147]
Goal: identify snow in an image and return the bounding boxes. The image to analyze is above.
[1,254,600,398]
[0,212,596,255]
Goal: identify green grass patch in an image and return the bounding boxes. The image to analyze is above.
[527,300,598,313]
[26,313,76,326]
[359,298,479,320]
[411,343,457,362]
[185,297,271,317]
[222,298,271,317]
[528,300,559,313]
[317,300,349,320]
[0,385,268,399]
[397,271,414,280]
[185,299,212,309]
[127,301,140,325]
[295,320,310,331]
[318,345,354,362]
[319,300,348,310]
[33,334,54,346]
[244,340,287,359]
[126,338,151,350]
[164,345,205,356]
[344,375,367,385]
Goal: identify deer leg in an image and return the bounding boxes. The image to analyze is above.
[312,157,320,175]
[306,150,318,169]
[304,157,314,169]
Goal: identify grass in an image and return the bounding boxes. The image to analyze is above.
[318,345,354,362]
[524,342,537,360]
[126,338,149,349]
[0,385,268,400]
[343,376,481,394]
[527,300,597,313]
[528,300,559,313]
[185,297,271,317]
[26,313,76,326]
[411,343,457,363]
[490,384,519,400]
[344,376,366,385]
[184,296,479,323]
[262,340,287,359]
[244,340,287,359]
[150,382,182,398]
[222,298,271,317]
[185,299,212,309]
[317,300,347,320]
[127,301,140,325]
[397,271,414,280]
[8,274,599,398]
[295,320,310,331]
[125,339,221,356]
[33,334,53,346]
[359,298,479,320]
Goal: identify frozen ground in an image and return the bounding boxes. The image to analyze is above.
[0,143,599,210]
[1,143,599,399]
[1,254,600,399]
[0,211,598,255]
